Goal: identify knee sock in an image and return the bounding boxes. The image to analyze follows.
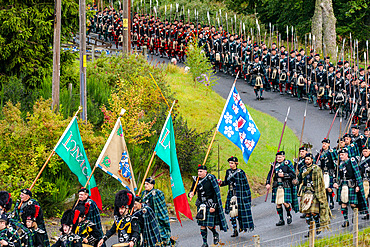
[279,83,283,92]
[277,207,284,220]
[209,227,218,236]
[313,214,320,229]
[260,88,264,96]
[200,228,207,244]
[254,88,258,97]
[231,217,238,230]
[305,214,312,225]
[341,206,348,220]
[285,205,292,217]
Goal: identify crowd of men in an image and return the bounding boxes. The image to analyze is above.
[87,6,370,124]
[0,181,174,247]
[2,124,370,246]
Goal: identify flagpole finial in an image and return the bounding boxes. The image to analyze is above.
[120,108,126,117]
[74,106,83,117]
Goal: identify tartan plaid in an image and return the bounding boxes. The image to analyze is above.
[85,199,104,242]
[8,217,33,247]
[133,204,163,247]
[223,169,254,232]
[0,226,21,247]
[337,158,368,211]
[346,144,360,161]
[13,199,50,247]
[196,174,228,232]
[29,228,47,247]
[141,189,171,245]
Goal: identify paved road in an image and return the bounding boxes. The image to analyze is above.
[84,41,369,246]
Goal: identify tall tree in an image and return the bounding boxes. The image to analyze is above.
[0,0,79,89]
[311,0,336,60]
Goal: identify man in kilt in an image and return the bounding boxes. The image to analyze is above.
[315,138,338,209]
[133,196,163,247]
[13,189,50,247]
[294,146,308,219]
[334,148,368,227]
[218,156,254,237]
[141,177,171,246]
[343,133,361,162]
[77,188,104,246]
[359,143,370,220]
[266,151,299,226]
[189,165,228,247]
[298,153,331,237]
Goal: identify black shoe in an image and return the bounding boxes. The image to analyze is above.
[362,214,369,220]
[280,92,284,95]
[298,98,301,101]
[304,231,310,238]
[256,96,260,100]
[329,202,334,210]
[316,229,322,235]
[287,216,292,225]
[213,232,219,245]
[300,213,306,219]
[231,229,238,237]
[260,96,264,100]
[319,106,323,110]
[276,219,285,226]
[342,220,349,228]
[201,244,208,247]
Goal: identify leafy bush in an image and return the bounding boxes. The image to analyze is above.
[185,38,218,92]
[0,99,104,216]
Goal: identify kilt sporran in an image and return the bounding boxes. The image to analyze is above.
[271,68,277,79]
[300,191,314,211]
[324,172,330,189]
[297,75,305,86]
[215,53,221,62]
[229,196,238,218]
[255,76,263,87]
[341,185,349,203]
[364,179,369,199]
[196,204,207,221]
[276,186,285,204]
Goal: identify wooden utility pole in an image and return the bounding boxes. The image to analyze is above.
[122,0,130,53]
[52,0,61,111]
[79,0,87,121]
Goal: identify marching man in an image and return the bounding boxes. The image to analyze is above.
[189,165,228,247]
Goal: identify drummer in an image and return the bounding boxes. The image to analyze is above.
[98,190,138,247]
[74,203,101,247]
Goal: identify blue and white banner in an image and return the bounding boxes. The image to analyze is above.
[217,84,261,164]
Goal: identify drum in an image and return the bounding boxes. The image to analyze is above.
[82,245,94,247]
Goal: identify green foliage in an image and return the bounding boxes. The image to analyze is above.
[185,38,218,91]
[0,0,79,89]
[0,99,104,216]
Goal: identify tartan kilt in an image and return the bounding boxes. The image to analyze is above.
[197,206,219,228]
[300,193,320,214]
[271,186,294,204]
[337,182,359,205]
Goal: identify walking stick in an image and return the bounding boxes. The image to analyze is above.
[265,106,291,202]
[315,108,339,165]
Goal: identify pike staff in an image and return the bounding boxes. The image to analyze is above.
[265,107,291,202]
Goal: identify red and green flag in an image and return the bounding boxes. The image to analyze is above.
[54,116,103,210]
[154,112,193,225]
